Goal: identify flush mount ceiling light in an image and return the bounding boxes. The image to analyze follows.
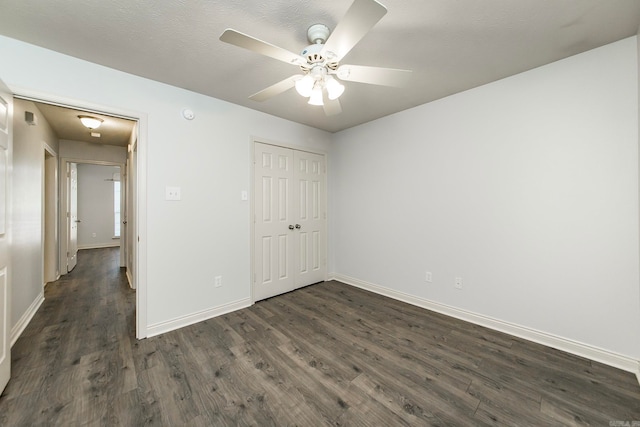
[78,115,103,130]
[219,0,412,116]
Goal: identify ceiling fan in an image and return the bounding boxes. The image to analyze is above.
[219,0,411,116]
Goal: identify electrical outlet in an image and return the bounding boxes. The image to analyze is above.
[165,186,181,201]
[425,271,432,283]
[92,232,96,238]
[454,277,463,290]
[214,276,222,288]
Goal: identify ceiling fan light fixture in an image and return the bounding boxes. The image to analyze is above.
[78,115,103,130]
[219,0,411,116]
[295,75,314,97]
[325,77,345,100]
[308,86,324,106]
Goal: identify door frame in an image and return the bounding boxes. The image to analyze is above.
[42,143,58,285]
[250,136,328,303]
[64,161,79,272]
[126,130,138,290]
[13,89,148,339]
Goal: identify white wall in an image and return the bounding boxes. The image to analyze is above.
[330,37,640,360]
[12,99,58,330]
[0,35,332,332]
[77,163,120,249]
[60,139,127,164]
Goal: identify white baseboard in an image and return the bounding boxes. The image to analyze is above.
[330,273,640,376]
[11,291,45,347]
[146,297,252,338]
[78,243,120,250]
[126,269,135,289]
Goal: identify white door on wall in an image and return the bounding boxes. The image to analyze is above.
[293,150,326,287]
[254,143,295,301]
[0,77,13,395]
[67,162,78,272]
[254,142,326,301]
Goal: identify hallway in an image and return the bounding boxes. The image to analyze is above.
[0,248,137,425]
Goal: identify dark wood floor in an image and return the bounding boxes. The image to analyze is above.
[1,248,639,426]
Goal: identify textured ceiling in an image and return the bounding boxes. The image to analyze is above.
[1,0,639,133]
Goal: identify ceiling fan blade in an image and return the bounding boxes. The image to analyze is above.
[220,29,307,66]
[321,0,387,62]
[249,75,302,102]
[336,64,412,87]
[323,97,342,116]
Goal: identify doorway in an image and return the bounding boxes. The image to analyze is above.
[252,141,327,301]
[14,93,146,338]
[61,161,125,274]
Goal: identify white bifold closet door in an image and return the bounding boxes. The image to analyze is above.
[254,142,326,301]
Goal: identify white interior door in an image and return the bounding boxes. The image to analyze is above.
[0,78,13,395]
[254,143,295,301]
[254,142,326,301]
[118,168,125,268]
[67,162,78,272]
[294,150,326,287]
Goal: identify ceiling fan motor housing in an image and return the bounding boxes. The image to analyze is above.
[300,40,339,72]
[307,23,330,44]
[301,43,324,64]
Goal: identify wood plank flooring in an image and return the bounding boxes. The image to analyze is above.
[1,247,639,425]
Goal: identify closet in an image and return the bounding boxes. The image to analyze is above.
[253,142,326,301]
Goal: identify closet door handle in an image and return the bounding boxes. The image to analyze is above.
[295,224,301,229]
[288,225,294,230]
